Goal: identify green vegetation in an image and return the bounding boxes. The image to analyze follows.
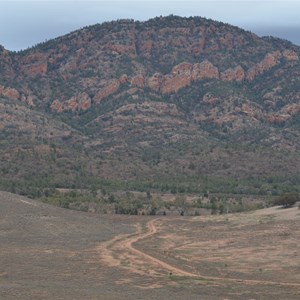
[273,193,299,208]
[1,16,300,216]
[2,183,268,216]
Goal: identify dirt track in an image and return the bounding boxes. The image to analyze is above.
[97,218,195,277]
[1,191,300,299]
[99,216,300,289]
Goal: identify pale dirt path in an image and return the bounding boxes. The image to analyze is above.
[120,218,200,277]
[98,217,300,289]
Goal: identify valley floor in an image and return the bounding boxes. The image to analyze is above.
[0,191,299,299]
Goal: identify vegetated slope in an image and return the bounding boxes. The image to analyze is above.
[1,15,300,195]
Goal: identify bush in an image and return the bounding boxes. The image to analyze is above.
[273,193,299,208]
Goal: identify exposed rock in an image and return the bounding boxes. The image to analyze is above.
[242,104,255,117]
[131,74,145,88]
[51,93,91,112]
[161,62,193,94]
[247,51,282,80]
[22,94,35,106]
[281,103,300,116]
[21,62,48,76]
[202,93,220,105]
[192,60,219,81]
[172,62,193,75]
[0,85,20,100]
[106,31,137,58]
[220,65,245,82]
[119,74,129,84]
[147,73,163,92]
[21,52,48,76]
[263,51,282,67]
[283,50,299,61]
[66,97,78,111]
[116,101,182,117]
[94,80,120,103]
[139,40,153,58]
[50,99,64,112]
[219,33,235,50]
[78,93,92,111]
[266,113,289,125]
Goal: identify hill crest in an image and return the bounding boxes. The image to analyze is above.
[1,15,300,195]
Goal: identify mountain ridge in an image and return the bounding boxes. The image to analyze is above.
[1,15,300,196]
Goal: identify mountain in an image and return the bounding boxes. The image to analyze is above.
[1,15,300,196]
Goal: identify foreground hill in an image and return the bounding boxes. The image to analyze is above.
[1,191,299,299]
[1,15,300,195]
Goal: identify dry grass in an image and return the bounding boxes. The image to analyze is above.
[1,191,299,299]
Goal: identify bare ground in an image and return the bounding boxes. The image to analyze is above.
[1,191,300,299]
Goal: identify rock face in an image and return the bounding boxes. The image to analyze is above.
[94,80,120,103]
[283,50,299,61]
[161,62,193,94]
[192,60,219,81]
[246,51,282,81]
[147,73,163,92]
[0,85,20,100]
[21,62,48,76]
[0,15,300,132]
[51,92,91,112]
[220,65,245,82]
[53,49,298,104]
[131,74,145,88]
[50,99,64,112]
[21,53,48,76]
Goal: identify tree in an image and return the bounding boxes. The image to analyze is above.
[273,193,299,208]
[174,196,188,215]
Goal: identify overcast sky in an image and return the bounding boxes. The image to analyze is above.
[1,0,300,51]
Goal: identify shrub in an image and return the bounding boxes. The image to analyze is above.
[273,193,299,208]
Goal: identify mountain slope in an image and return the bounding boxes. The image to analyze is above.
[1,15,300,195]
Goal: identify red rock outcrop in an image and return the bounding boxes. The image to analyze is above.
[22,94,35,106]
[119,74,129,84]
[242,104,255,117]
[94,80,121,103]
[147,73,163,92]
[21,52,48,76]
[0,85,20,100]
[139,40,153,58]
[219,33,235,50]
[246,51,282,80]
[283,50,299,61]
[66,97,78,111]
[191,27,206,55]
[50,99,64,112]
[21,63,48,76]
[220,65,245,82]
[51,92,91,112]
[131,74,145,88]
[78,92,92,111]
[281,103,300,116]
[105,29,137,58]
[192,60,219,81]
[161,62,193,94]
[266,113,289,125]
